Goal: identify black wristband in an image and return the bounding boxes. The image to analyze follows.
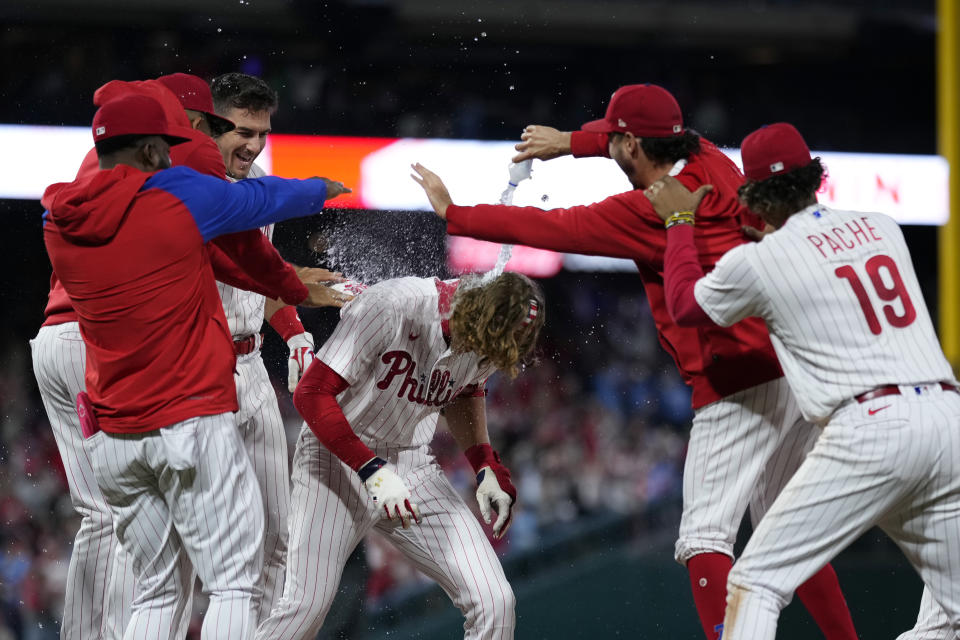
[357,456,388,482]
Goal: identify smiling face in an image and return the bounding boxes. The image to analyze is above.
[215,107,271,179]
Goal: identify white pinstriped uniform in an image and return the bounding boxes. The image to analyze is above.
[216,162,290,624]
[31,322,193,640]
[83,413,265,640]
[688,205,960,640]
[255,277,516,640]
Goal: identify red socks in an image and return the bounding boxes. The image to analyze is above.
[687,553,732,640]
[687,554,858,640]
[795,564,858,640]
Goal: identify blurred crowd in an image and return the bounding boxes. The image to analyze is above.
[0,270,690,638]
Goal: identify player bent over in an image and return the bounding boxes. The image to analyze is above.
[648,123,960,640]
[255,272,544,640]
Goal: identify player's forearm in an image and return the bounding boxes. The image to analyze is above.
[664,224,714,327]
[443,395,491,452]
[292,360,376,472]
[446,202,639,259]
[211,231,307,305]
[570,130,610,159]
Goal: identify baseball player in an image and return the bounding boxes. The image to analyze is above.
[205,72,321,623]
[254,271,544,640]
[31,75,314,640]
[647,123,960,640]
[411,84,858,640]
[42,94,350,639]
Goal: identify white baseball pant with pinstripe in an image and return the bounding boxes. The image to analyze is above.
[31,322,192,640]
[724,387,960,640]
[254,433,515,640]
[897,586,956,640]
[84,412,265,640]
[233,349,291,624]
[676,376,818,564]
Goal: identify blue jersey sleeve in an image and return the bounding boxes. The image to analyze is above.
[142,166,328,242]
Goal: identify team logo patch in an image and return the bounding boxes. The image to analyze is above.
[617,118,627,128]
[770,161,784,173]
[673,124,682,133]
[96,126,106,136]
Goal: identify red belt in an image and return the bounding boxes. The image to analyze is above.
[855,382,958,404]
[234,333,262,356]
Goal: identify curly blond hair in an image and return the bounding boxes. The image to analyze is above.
[448,272,545,378]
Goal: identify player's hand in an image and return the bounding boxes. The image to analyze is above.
[315,177,351,200]
[512,125,572,163]
[296,266,345,285]
[742,223,775,242]
[476,467,516,539]
[644,176,714,222]
[363,465,421,529]
[286,332,315,392]
[410,163,453,219]
[464,443,517,539]
[301,282,354,308]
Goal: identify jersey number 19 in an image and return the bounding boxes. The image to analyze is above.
[835,254,917,335]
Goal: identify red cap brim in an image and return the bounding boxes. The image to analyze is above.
[581,117,616,133]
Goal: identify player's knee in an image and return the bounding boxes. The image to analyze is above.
[479,583,516,628]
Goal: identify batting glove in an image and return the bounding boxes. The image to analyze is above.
[287,332,315,393]
[465,444,517,539]
[360,458,421,529]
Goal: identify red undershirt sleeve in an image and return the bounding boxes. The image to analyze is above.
[569,131,610,158]
[292,360,376,472]
[664,224,715,327]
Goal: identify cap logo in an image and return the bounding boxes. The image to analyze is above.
[617,118,627,128]
[770,161,784,173]
[96,126,106,136]
[673,124,682,133]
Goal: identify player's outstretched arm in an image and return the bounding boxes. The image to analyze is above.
[445,395,516,539]
[410,163,453,219]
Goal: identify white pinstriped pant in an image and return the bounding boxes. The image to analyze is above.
[724,387,960,640]
[233,351,291,624]
[676,376,818,564]
[255,430,515,640]
[84,412,265,640]
[897,587,955,640]
[31,322,192,640]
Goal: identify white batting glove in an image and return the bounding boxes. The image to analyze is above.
[362,462,421,529]
[287,332,315,393]
[476,468,515,539]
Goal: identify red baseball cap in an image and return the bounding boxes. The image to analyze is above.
[740,123,812,181]
[92,94,191,145]
[581,84,683,138]
[156,73,235,134]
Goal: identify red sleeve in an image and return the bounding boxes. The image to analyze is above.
[664,223,714,326]
[207,242,276,298]
[210,230,308,305]
[292,360,377,471]
[172,137,227,179]
[268,305,306,341]
[446,191,664,263]
[570,131,610,158]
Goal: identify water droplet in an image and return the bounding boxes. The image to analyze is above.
[217,27,222,32]
[541,194,549,202]
[509,85,515,91]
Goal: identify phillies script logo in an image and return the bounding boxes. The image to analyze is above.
[376,350,465,406]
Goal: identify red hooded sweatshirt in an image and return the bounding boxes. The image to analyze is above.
[42,78,304,327]
[43,164,330,433]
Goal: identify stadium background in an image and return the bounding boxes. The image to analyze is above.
[0,0,948,637]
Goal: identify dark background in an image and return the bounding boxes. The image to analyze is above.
[0,0,943,638]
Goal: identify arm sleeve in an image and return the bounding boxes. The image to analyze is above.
[209,230,308,305]
[663,224,714,327]
[292,360,376,472]
[693,244,766,327]
[446,192,664,262]
[314,290,400,386]
[143,167,329,242]
[570,131,610,158]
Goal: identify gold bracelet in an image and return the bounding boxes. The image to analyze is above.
[664,211,696,229]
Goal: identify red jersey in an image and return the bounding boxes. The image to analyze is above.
[42,164,331,433]
[445,138,781,409]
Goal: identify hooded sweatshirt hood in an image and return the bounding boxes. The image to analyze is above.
[42,165,151,246]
